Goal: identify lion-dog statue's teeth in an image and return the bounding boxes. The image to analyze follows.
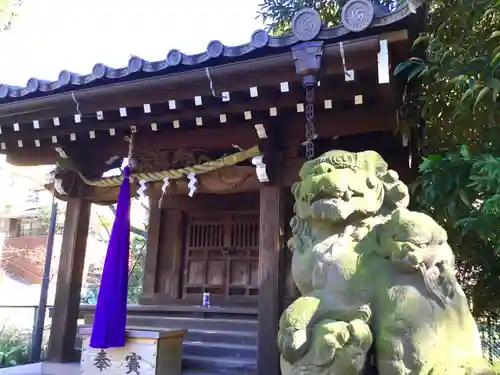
[278,150,494,375]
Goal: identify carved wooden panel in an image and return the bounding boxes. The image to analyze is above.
[135,148,214,173]
[183,211,259,300]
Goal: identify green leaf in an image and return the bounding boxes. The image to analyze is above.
[460,144,471,159]
[492,52,500,69]
[393,60,415,76]
[459,189,472,207]
[483,7,497,18]
[440,50,452,66]
[488,30,500,40]
[427,154,443,162]
[407,63,426,82]
[487,78,500,94]
[419,158,434,172]
[412,34,430,48]
[418,67,430,79]
[474,86,491,110]
[409,57,426,64]
[461,87,475,104]
[447,74,468,86]
[493,45,500,58]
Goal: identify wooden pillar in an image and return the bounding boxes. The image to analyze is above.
[258,186,285,375]
[158,208,183,299]
[47,194,91,362]
[140,195,184,303]
[141,197,162,299]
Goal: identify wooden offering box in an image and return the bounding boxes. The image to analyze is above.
[79,327,187,375]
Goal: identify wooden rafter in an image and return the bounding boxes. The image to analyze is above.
[5,106,398,166]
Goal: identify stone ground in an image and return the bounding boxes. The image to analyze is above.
[0,363,79,375]
[0,363,217,374]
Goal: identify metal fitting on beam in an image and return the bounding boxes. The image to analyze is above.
[291,41,324,87]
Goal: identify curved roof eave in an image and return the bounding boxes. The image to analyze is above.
[0,1,423,105]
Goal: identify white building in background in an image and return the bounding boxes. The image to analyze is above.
[0,157,58,328]
[0,158,145,328]
[0,156,54,224]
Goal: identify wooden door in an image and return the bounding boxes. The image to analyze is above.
[183,211,259,302]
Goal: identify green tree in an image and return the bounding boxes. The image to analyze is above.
[127,235,146,303]
[397,0,500,318]
[258,0,500,317]
[81,206,147,305]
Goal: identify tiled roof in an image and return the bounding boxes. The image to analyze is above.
[0,1,419,102]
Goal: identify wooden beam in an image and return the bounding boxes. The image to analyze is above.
[162,193,259,212]
[0,73,382,142]
[133,106,397,151]
[46,190,91,362]
[258,185,285,375]
[47,134,410,205]
[4,105,397,166]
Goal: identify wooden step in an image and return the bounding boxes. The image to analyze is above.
[78,309,259,375]
[77,304,258,320]
[77,325,258,347]
[186,328,257,346]
[183,355,256,375]
[183,341,257,359]
[126,315,258,332]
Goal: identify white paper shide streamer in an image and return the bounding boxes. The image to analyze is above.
[187,173,198,197]
[161,177,170,194]
[137,179,148,199]
[157,177,171,209]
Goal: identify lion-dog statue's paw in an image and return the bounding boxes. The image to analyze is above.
[278,296,323,364]
[279,301,373,375]
[281,318,373,375]
[323,318,373,375]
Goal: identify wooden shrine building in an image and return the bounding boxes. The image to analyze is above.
[0,2,424,374]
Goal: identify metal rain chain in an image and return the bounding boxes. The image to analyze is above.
[290,8,324,160]
[303,84,317,160]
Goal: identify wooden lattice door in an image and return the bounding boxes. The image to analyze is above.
[183,211,259,301]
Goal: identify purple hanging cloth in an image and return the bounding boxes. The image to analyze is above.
[90,166,131,348]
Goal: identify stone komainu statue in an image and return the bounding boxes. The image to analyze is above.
[278,150,494,375]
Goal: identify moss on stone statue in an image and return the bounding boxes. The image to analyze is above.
[279,150,494,375]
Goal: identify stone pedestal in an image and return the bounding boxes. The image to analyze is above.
[79,328,186,375]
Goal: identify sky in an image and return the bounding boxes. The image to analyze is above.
[0,0,265,86]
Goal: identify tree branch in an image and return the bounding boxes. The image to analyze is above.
[108,205,148,238]
[95,212,111,238]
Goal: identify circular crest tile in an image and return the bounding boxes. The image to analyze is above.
[251,29,269,48]
[92,63,107,79]
[166,49,183,66]
[341,0,375,32]
[26,78,40,92]
[0,84,9,98]
[207,40,224,58]
[291,8,322,42]
[128,56,144,73]
[58,70,72,85]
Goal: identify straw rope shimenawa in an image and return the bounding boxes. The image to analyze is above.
[75,145,261,188]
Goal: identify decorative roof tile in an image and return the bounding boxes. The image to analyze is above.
[0,1,419,102]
